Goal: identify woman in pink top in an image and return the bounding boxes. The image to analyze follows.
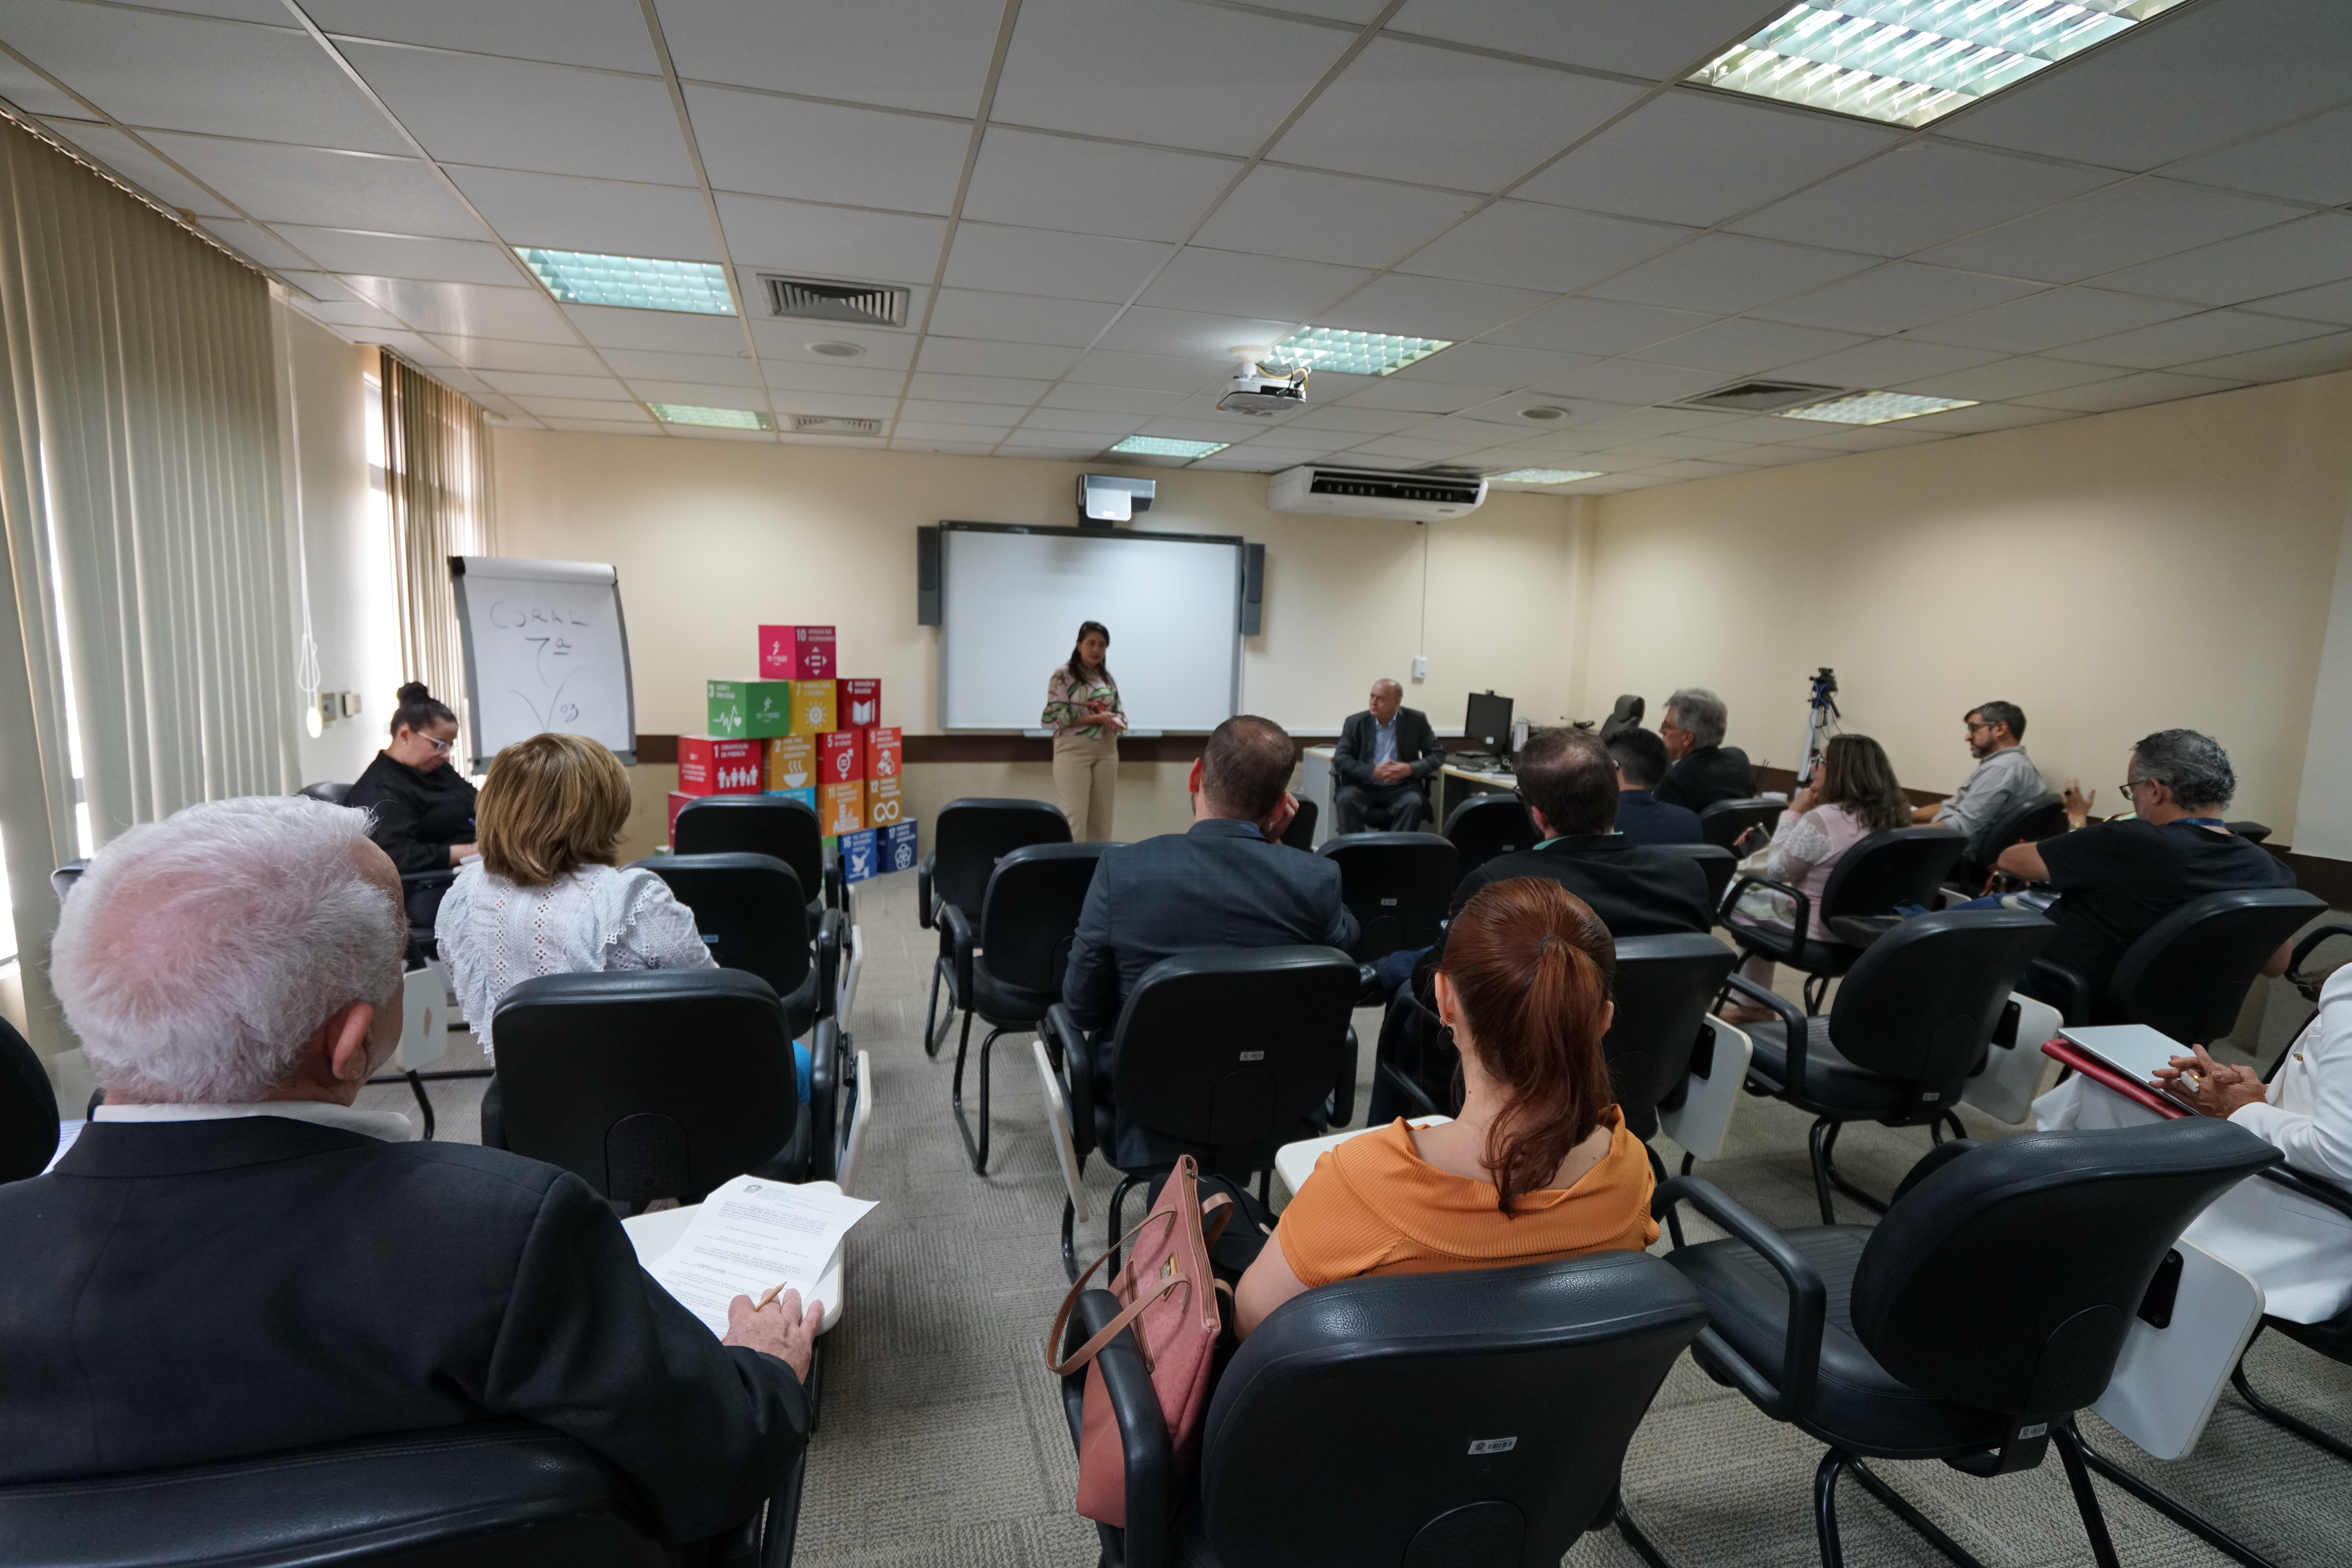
[1720,733,1911,1023]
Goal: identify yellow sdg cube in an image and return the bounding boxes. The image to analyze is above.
[865,776,905,827]
[764,734,814,792]
[789,680,837,734]
[819,779,864,837]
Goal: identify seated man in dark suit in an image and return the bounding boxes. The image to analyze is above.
[1332,678,1443,833]
[1608,727,1701,847]
[0,796,816,1543]
[1064,714,1358,1034]
[1655,685,1758,812]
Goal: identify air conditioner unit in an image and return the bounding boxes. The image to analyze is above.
[1266,465,1488,521]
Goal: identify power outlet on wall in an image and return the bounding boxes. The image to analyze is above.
[1412,656,1427,681]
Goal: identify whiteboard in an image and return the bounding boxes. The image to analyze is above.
[938,525,1242,731]
[450,557,636,765]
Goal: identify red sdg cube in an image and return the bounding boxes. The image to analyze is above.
[837,678,881,731]
[758,625,835,681]
[818,729,864,787]
[677,736,763,796]
[867,726,902,783]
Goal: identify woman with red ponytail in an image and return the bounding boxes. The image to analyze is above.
[1234,877,1659,1337]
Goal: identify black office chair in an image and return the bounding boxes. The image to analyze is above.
[1597,692,1645,743]
[1318,831,1457,961]
[1726,907,2052,1223]
[941,842,1107,1174]
[919,798,1073,1055]
[2232,1165,2352,1464]
[672,793,839,927]
[2227,820,2273,844]
[1950,791,2068,894]
[49,861,86,901]
[1278,794,1317,851]
[1697,795,1782,853]
[1061,1252,1706,1568]
[1442,792,1536,884]
[1657,1122,2281,1568]
[1723,825,1966,1013]
[488,970,811,1209]
[1,1014,60,1183]
[2027,886,2324,1036]
[0,1417,802,1567]
[296,780,352,805]
[1041,946,1360,1278]
[1652,840,1734,909]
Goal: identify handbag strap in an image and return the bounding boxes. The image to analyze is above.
[1047,1275,1194,1378]
[1044,1165,1234,1373]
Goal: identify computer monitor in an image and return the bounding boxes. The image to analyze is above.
[1463,691,1514,756]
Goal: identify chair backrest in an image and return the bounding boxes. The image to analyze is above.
[295,781,352,805]
[1198,1252,1707,1568]
[1981,792,2069,857]
[2108,886,2324,1042]
[1318,832,1459,959]
[50,861,86,901]
[1696,796,1781,852]
[1852,1121,2279,1420]
[672,794,824,901]
[2225,821,2272,844]
[1816,825,1966,922]
[931,798,1072,917]
[1112,946,1361,1175]
[492,969,801,1206]
[629,853,809,998]
[1,1012,60,1183]
[1650,841,1734,910]
[0,1419,684,1568]
[978,842,1108,995]
[1604,934,1739,1141]
[1828,909,2052,1098]
[1443,793,1537,882]
[1596,693,1644,744]
[1279,794,1318,851]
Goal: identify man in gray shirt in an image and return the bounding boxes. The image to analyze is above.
[1914,700,2046,857]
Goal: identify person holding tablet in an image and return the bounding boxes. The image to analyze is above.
[1043,620,1124,841]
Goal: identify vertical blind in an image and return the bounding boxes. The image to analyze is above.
[380,349,494,764]
[0,115,294,1056]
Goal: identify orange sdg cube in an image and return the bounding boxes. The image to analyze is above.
[819,779,865,837]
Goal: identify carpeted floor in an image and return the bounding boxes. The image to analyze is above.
[367,867,2352,1567]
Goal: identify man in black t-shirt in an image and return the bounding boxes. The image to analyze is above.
[1997,728,2296,1017]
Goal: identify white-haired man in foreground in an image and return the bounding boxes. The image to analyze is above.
[0,796,816,1540]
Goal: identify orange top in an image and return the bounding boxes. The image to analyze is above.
[1275,1109,1659,1288]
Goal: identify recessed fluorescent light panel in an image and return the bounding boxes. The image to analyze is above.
[651,404,772,430]
[1268,326,1452,378]
[1689,1,2194,128]
[1110,436,1228,459]
[1491,468,1604,485]
[1776,391,1977,425]
[516,248,735,315]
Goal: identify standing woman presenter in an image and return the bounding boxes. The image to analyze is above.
[1043,620,1123,840]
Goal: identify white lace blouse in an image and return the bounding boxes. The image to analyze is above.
[436,861,716,1055]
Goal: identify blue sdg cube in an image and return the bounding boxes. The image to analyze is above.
[838,827,878,883]
[878,819,919,874]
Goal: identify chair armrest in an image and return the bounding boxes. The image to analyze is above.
[1720,874,1808,949]
[814,909,845,1021]
[2288,923,2352,994]
[917,853,937,929]
[940,903,976,1005]
[2259,1163,2352,1223]
[1063,1290,1170,1568]
[1355,962,1383,1010]
[1046,1004,1097,1158]
[399,867,458,887]
[1722,971,1809,1096]
[1653,1176,1824,1423]
[824,863,844,913]
[1331,1025,1358,1130]
[2024,955,2093,1026]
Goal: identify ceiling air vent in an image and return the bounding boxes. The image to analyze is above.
[1675,380,1845,413]
[759,275,908,328]
[786,414,881,436]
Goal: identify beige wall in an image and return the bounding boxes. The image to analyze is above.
[1579,371,2352,843]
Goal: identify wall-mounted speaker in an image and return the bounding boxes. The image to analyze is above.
[1241,542,1265,636]
[916,525,941,626]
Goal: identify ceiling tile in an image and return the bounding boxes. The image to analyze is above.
[1192,165,1479,269]
[1766,338,2004,387]
[1399,200,1691,294]
[540,417,662,435]
[1942,0,2352,174]
[1280,404,1425,434]
[563,302,746,353]
[1139,416,1275,443]
[1605,432,1750,461]
[687,86,969,215]
[2095,213,2352,308]
[272,224,521,285]
[2014,371,2245,413]
[0,54,91,119]
[1516,88,1894,228]
[991,0,1349,156]
[306,0,659,71]
[145,132,480,235]
[348,277,577,341]
[1566,406,1741,437]
[512,393,655,419]
[1473,295,1710,357]
[893,439,998,453]
[39,119,234,216]
[195,218,314,271]
[1344,433,1486,460]
[1060,351,1229,393]
[2170,331,2352,384]
[1136,247,1370,322]
[1890,402,2077,433]
[1317,273,1553,341]
[599,348,762,386]
[924,288,1119,347]
[446,165,718,256]
[962,129,1242,242]
[1387,0,1786,78]
[940,223,1171,305]
[1890,355,2130,402]
[892,419,1014,442]
[426,335,610,374]
[1017,408,1154,435]
[1907,287,2200,354]
[1750,263,2045,337]
[906,370,1052,404]
[1625,413,1800,445]
[1728,141,2117,259]
[2162,104,2352,207]
[1271,36,1643,193]
[1400,342,1596,387]
[1340,379,1508,413]
[767,391,900,419]
[5,1,407,153]
[750,322,917,368]
[1622,458,1757,481]
[290,297,407,332]
[1585,233,1875,315]
[1038,382,1186,414]
[1784,423,1949,451]
[1525,358,1727,405]
[2043,309,2336,371]
[914,338,1084,380]
[716,195,946,286]
[279,270,365,303]
[1094,306,1303,360]
[1920,179,2304,285]
[1624,318,1869,374]
[629,379,773,409]
[2245,279,2352,327]
[475,368,632,400]
[653,0,1001,116]
[662,423,774,442]
[346,43,692,185]
[762,359,907,395]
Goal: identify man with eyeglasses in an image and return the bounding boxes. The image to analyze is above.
[1909,701,2049,860]
[1995,727,2297,1015]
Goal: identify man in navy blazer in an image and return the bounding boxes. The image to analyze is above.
[1063,714,1358,1037]
[1332,678,1444,832]
[1607,727,1702,847]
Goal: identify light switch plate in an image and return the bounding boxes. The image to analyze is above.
[1412,656,1427,681]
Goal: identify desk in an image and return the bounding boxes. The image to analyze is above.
[1298,746,1511,841]
[1435,761,1515,827]
[1273,1116,1451,1198]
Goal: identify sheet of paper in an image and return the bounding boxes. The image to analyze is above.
[647,1176,876,1336]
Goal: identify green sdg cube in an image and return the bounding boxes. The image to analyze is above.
[707,679,793,740]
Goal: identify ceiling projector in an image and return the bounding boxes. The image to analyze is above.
[1217,350,1308,417]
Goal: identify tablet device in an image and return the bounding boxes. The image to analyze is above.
[2058,1024,2188,1086]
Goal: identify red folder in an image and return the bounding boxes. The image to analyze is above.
[2041,1039,2189,1121]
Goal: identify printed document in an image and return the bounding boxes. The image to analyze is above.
[648,1176,876,1336]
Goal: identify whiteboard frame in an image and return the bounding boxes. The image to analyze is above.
[448,556,638,766]
[935,521,1245,733]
